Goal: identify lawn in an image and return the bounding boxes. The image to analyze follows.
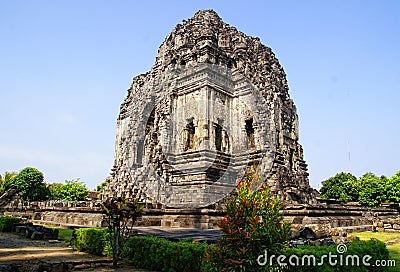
[57,228,73,243]
[36,224,74,243]
[351,231,400,271]
[350,231,400,242]
[386,243,400,272]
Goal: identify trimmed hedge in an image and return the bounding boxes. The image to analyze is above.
[71,228,111,256]
[71,229,390,272]
[0,216,21,232]
[123,235,211,272]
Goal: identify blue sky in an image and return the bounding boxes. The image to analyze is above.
[1,1,399,190]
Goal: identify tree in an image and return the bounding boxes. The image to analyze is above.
[385,171,400,204]
[319,172,358,202]
[101,196,143,267]
[206,166,290,271]
[358,173,386,207]
[95,180,107,192]
[50,179,89,201]
[12,167,50,201]
[0,172,17,195]
[47,183,64,200]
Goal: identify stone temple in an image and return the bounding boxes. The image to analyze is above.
[103,10,315,213]
[2,10,397,231]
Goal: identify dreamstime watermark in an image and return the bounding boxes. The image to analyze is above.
[257,244,396,268]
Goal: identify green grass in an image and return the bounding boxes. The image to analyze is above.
[351,231,400,271]
[387,244,400,272]
[36,224,74,243]
[388,243,400,260]
[350,231,400,242]
[58,228,73,243]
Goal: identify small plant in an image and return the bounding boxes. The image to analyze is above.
[206,165,290,271]
[71,228,109,256]
[101,196,143,267]
[0,216,21,232]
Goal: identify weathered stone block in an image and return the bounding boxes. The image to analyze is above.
[299,227,316,239]
[31,231,44,240]
[384,229,398,233]
[289,229,301,239]
[15,225,26,233]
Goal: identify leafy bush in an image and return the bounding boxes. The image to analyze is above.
[49,179,89,201]
[206,166,290,271]
[0,216,21,232]
[358,173,386,207]
[281,238,389,272]
[0,172,17,195]
[123,235,209,272]
[319,170,400,206]
[12,167,50,201]
[385,171,400,204]
[71,228,110,256]
[319,172,358,202]
[122,235,391,272]
[102,196,143,267]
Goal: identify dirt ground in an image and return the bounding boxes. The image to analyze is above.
[0,232,147,272]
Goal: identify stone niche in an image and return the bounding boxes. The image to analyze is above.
[104,10,316,211]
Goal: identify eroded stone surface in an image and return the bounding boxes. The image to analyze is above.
[104,10,315,208]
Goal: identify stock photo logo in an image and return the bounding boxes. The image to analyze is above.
[257,243,396,269]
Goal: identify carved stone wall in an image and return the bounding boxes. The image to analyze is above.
[104,10,316,208]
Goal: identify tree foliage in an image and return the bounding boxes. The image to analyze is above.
[95,180,107,192]
[47,183,64,199]
[357,173,386,207]
[12,167,49,201]
[319,170,400,207]
[385,171,400,203]
[49,179,89,201]
[206,166,290,271]
[0,172,17,195]
[319,172,357,202]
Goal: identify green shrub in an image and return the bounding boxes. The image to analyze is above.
[0,216,21,232]
[206,166,290,271]
[71,228,110,256]
[116,234,391,272]
[123,235,209,272]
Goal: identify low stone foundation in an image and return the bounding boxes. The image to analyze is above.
[1,198,398,230]
[1,199,105,228]
[373,217,400,232]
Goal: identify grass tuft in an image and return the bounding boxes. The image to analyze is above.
[350,231,400,242]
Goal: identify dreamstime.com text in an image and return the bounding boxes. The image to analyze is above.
[257,244,396,268]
